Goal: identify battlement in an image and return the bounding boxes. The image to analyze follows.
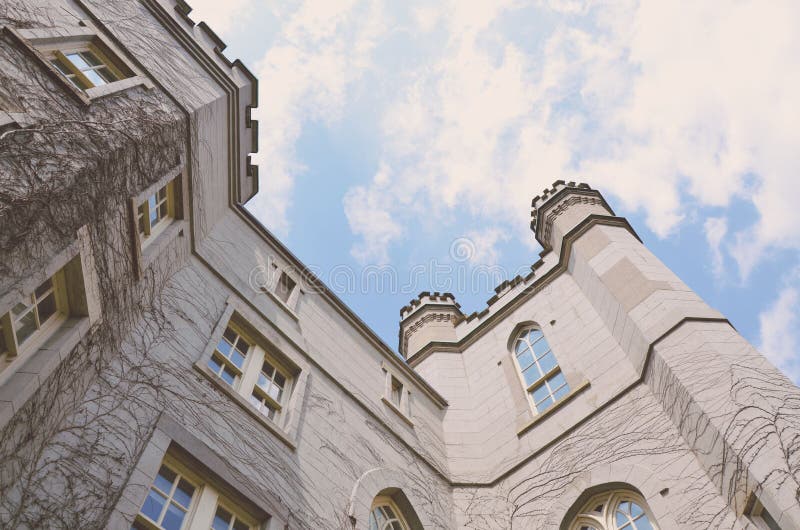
[530,180,613,252]
[399,292,463,359]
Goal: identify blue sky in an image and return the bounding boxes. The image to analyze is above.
[190,0,800,382]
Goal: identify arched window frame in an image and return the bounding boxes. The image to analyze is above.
[569,490,659,530]
[511,326,571,414]
[369,496,410,530]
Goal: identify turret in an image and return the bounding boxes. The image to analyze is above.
[530,180,615,256]
[398,292,462,360]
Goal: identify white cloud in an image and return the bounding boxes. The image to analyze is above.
[464,228,511,266]
[343,164,403,264]
[245,0,385,237]
[704,217,727,279]
[759,281,800,383]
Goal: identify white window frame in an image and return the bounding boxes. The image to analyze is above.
[137,180,177,249]
[194,297,309,449]
[569,490,660,530]
[381,364,413,426]
[7,23,153,103]
[260,263,301,317]
[132,454,258,530]
[512,327,571,414]
[369,496,410,530]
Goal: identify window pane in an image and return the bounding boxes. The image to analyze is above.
[82,68,105,87]
[51,59,71,75]
[208,355,223,374]
[553,384,570,401]
[15,310,37,345]
[527,329,543,342]
[514,340,528,354]
[216,338,232,357]
[81,51,103,66]
[535,395,554,412]
[12,301,31,318]
[233,520,249,530]
[548,371,566,390]
[66,52,90,70]
[97,66,117,83]
[220,366,236,386]
[268,385,282,402]
[140,489,167,522]
[249,392,261,407]
[154,466,176,492]
[516,350,534,370]
[37,292,57,323]
[234,337,249,354]
[636,517,654,530]
[212,507,232,530]
[532,383,550,405]
[274,372,286,388]
[261,362,274,378]
[173,479,194,508]
[230,349,245,369]
[369,512,379,530]
[522,365,542,387]
[630,502,643,517]
[537,352,557,375]
[161,502,186,530]
[223,327,237,343]
[35,279,53,298]
[531,336,550,358]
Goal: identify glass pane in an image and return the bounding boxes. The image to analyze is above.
[221,367,236,386]
[537,352,557,375]
[249,392,261,407]
[66,52,90,70]
[212,507,232,530]
[81,51,103,66]
[527,329,543,342]
[140,489,167,522]
[553,384,570,401]
[257,373,268,389]
[522,365,542,387]
[230,349,245,369]
[159,201,168,219]
[208,355,223,374]
[514,340,528,354]
[173,479,194,508]
[161,502,186,530]
[532,383,550,405]
[630,502,643,518]
[548,371,566,390]
[97,66,117,83]
[51,59,71,75]
[234,337,249,354]
[138,215,145,235]
[158,186,168,201]
[267,384,280,401]
[37,293,57,323]
[516,350,534,370]
[531,336,550,358]
[83,68,106,87]
[12,301,31,318]
[35,279,53,298]
[383,505,396,518]
[154,466,176,492]
[616,510,629,526]
[223,327,237,343]
[274,372,286,388]
[391,522,403,530]
[216,338,232,357]
[15,310,37,344]
[369,512,379,530]
[233,520,249,530]
[535,395,554,412]
[261,362,274,378]
[636,517,654,530]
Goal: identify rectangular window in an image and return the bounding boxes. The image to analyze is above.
[390,376,403,408]
[205,321,293,424]
[133,456,256,530]
[274,271,296,304]
[207,326,250,388]
[137,181,175,247]
[48,42,128,92]
[1,270,70,374]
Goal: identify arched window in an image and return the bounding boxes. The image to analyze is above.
[369,496,409,530]
[569,490,659,530]
[512,327,570,413]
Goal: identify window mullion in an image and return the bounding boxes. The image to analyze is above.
[237,344,264,398]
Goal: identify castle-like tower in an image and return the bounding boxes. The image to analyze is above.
[0,2,798,529]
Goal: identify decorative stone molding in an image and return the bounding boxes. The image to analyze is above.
[401,312,455,356]
[347,467,433,530]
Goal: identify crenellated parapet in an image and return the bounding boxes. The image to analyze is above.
[530,180,614,254]
[399,292,463,359]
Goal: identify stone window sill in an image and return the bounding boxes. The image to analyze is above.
[140,219,185,272]
[193,361,296,450]
[381,396,414,427]
[0,317,91,429]
[517,380,591,437]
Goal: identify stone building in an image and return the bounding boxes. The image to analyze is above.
[0,1,798,529]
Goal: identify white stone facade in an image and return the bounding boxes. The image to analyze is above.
[0,2,798,529]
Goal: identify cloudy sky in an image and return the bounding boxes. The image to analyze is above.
[189,0,799,381]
